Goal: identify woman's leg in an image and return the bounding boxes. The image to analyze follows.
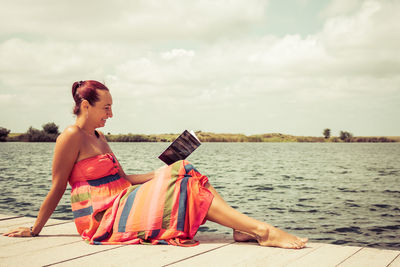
[205,182,308,249]
[205,183,258,242]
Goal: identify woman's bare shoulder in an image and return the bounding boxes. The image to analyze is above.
[56,125,83,143]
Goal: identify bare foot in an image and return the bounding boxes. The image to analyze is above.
[233,230,257,242]
[256,223,308,249]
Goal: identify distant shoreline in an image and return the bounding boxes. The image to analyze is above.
[4,132,400,143]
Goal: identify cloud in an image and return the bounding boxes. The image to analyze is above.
[0,0,399,135]
[0,0,268,42]
[0,93,17,103]
[319,0,363,18]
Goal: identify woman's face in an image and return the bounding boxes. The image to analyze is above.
[88,90,113,128]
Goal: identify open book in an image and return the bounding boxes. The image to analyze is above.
[158,130,201,165]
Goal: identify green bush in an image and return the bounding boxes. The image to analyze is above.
[42,122,59,135]
[339,131,353,142]
[323,128,331,139]
[0,127,11,142]
[17,123,60,142]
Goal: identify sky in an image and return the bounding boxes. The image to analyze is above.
[0,0,399,136]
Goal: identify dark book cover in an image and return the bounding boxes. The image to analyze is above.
[158,130,201,165]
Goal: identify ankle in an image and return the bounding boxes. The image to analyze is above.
[254,223,269,240]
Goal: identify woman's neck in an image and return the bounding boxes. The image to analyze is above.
[75,117,96,136]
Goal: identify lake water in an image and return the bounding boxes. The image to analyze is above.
[0,142,399,250]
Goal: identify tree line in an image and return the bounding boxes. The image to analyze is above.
[322,128,395,142]
[0,123,60,142]
[0,124,397,142]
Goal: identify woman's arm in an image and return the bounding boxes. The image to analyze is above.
[3,127,81,237]
[125,172,156,185]
[113,153,157,185]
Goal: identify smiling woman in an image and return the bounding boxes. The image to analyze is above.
[3,80,307,249]
[72,80,112,116]
[72,80,114,133]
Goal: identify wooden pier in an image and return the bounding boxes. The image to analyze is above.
[0,214,399,266]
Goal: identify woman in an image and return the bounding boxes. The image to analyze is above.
[3,80,308,248]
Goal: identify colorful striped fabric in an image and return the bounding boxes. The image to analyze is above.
[68,153,214,246]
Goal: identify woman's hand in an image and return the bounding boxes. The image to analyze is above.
[2,227,33,237]
[125,166,167,185]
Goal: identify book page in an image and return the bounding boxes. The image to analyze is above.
[158,130,201,165]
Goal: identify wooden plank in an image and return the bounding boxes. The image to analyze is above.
[0,214,24,221]
[0,222,79,247]
[0,235,81,259]
[167,242,323,267]
[168,242,274,267]
[285,244,362,267]
[1,214,399,267]
[0,222,81,257]
[338,247,400,267]
[0,239,123,267]
[0,217,67,233]
[48,234,234,267]
[388,254,400,267]
[235,242,326,267]
[0,218,116,267]
[38,221,78,235]
[0,217,38,232]
[51,242,233,267]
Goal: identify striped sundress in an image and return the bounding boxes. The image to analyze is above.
[68,153,214,246]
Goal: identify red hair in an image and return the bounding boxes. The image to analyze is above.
[72,80,109,115]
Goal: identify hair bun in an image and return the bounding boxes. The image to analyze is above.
[71,80,109,116]
[72,81,79,97]
[72,80,85,97]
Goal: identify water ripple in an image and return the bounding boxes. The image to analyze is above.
[0,142,399,250]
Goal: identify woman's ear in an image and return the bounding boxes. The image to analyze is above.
[80,99,90,111]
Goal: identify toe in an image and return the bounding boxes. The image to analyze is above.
[294,239,307,249]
